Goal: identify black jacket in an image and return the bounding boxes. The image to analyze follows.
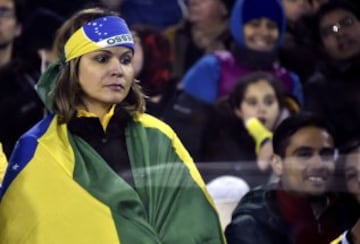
[304,56,360,148]
[225,185,292,244]
[68,107,134,186]
[0,61,44,158]
[225,184,358,244]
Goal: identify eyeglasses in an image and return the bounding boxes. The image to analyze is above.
[320,16,356,37]
[0,6,15,19]
[292,147,339,162]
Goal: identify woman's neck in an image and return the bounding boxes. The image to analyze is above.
[78,102,113,120]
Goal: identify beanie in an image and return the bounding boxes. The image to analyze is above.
[230,0,286,47]
[242,0,284,30]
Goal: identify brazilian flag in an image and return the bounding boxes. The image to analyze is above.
[0,113,225,243]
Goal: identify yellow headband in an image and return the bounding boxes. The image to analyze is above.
[64,16,134,62]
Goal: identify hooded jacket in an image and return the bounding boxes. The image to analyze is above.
[180,0,302,105]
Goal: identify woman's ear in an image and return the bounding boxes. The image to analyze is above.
[271,154,283,177]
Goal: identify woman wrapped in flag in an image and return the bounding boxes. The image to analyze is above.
[0,8,225,244]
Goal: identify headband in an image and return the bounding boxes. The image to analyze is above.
[64,16,134,62]
[37,15,135,111]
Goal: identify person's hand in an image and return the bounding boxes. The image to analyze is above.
[244,118,273,172]
[245,118,272,154]
[257,140,273,171]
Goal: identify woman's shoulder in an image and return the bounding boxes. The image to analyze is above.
[133,113,175,136]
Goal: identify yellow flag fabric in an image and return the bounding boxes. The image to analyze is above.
[0,143,7,184]
[0,113,225,244]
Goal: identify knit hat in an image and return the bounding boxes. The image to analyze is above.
[230,0,286,47]
[242,0,284,29]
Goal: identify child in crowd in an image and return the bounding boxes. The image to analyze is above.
[201,72,299,187]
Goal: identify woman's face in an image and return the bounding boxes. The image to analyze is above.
[243,18,279,51]
[131,31,144,76]
[78,46,134,113]
[234,79,280,130]
[345,147,360,203]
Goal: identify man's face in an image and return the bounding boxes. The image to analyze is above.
[344,146,360,203]
[277,126,337,197]
[320,8,360,60]
[0,0,20,48]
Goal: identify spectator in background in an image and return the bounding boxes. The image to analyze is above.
[163,0,302,161]
[330,137,360,243]
[309,0,329,14]
[25,0,96,18]
[0,0,44,157]
[201,72,299,187]
[164,0,234,83]
[281,0,311,23]
[304,0,360,149]
[96,0,183,31]
[18,7,64,80]
[225,113,357,244]
[131,25,177,118]
[121,0,183,30]
[279,0,323,82]
[0,0,21,68]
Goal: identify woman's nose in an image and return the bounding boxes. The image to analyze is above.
[109,58,123,76]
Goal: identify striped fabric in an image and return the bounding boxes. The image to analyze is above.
[0,113,225,244]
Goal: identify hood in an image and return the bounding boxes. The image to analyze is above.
[229,0,287,50]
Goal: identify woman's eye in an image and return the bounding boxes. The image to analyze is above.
[120,55,132,65]
[94,55,109,63]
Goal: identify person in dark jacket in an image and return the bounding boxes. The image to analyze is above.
[330,136,360,243]
[0,0,45,157]
[304,0,360,149]
[225,113,358,244]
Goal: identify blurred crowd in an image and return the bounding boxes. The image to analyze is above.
[1,0,360,243]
